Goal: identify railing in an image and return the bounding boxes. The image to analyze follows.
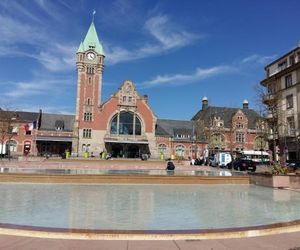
[263,94,276,103]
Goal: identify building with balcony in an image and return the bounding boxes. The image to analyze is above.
[261,41,300,161]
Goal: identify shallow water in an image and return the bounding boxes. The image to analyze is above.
[0,183,299,230]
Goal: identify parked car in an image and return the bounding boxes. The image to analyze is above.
[286,160,300,171]
[229,158,256,172]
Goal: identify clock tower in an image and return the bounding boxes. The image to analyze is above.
[72,19,105,155]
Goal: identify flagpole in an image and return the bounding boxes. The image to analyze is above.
[92,10,96,23]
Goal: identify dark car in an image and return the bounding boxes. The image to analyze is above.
[229,158,256,172]
[286,160,300,171]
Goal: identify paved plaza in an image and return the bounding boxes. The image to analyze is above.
[0,231,300,250]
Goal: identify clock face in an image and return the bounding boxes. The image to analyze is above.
[87,52,95,60]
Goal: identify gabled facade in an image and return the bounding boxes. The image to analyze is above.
[192,97,268,154]
[72,20,207,159]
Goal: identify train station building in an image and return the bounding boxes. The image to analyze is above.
[0,20,266,160]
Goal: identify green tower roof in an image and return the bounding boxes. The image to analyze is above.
[77,41,84,53]
[77,22,105,56]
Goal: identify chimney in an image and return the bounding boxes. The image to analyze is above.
[202,96,208,110]
[243,99,249,109]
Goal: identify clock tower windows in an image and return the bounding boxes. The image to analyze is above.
[86,98,92,105]
[86,66,94,74]
[88,76,92,85]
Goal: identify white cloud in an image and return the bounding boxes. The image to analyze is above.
[5,78,71,98]
[140,65,236,88]
[241,54,277,65]
[36,44,76,72]
[138,52,276,88]
[106,14,201,65]
[145,15,199,49]
[33,0,63,20]
[0,15,43,45]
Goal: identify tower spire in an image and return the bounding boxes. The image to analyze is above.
[77,11,105,56]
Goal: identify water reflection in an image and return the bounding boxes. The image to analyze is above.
[0,167,245,177]
[0,184,299,230]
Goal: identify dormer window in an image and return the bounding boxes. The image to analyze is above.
[55,120,64,131]
[236,122,243,129]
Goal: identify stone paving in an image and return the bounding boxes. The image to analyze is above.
[0,232,300,250]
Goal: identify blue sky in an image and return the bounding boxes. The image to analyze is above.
[0,0,300,120]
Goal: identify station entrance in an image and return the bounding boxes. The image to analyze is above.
[105,142,150,158]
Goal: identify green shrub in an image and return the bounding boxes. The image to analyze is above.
[270,164,289,175]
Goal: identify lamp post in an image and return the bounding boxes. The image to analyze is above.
[296,133,300,161]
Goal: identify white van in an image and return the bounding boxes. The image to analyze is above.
[213,152,232,168]
[0,144,6,156]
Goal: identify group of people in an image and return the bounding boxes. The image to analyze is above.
[190,156,209,166]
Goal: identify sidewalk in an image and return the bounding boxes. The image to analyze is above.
[0,231,299,250]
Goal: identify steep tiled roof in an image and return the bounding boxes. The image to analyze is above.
[0,110,39,122]
[39,113,74,132]
[155,119,195,137]
[192,106,260,129]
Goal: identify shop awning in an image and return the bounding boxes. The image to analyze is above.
[35,136,73,142]
[104,138,149,144]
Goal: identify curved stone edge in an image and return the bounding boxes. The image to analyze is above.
[0,221,300,240]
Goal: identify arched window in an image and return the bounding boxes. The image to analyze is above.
[6,140,17,152]
[158,144,167,154]
[175,145,185,157]
[110,112,142,136]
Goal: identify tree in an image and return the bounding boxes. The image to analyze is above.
[254,83,284,162]
[0,108,16,160]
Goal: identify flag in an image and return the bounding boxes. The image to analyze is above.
[28,121,37,131]
[28,123,34,131]
[33,120,37,129]
[12,126,18,133]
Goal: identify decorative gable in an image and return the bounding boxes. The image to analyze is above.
[117,80,138,107]
[212,116,224,128]
[232,110,248,129]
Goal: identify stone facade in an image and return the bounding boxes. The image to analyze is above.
[192,98,268,155]
[261,42,300,161]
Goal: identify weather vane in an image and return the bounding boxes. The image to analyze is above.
[92,9,96,22]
